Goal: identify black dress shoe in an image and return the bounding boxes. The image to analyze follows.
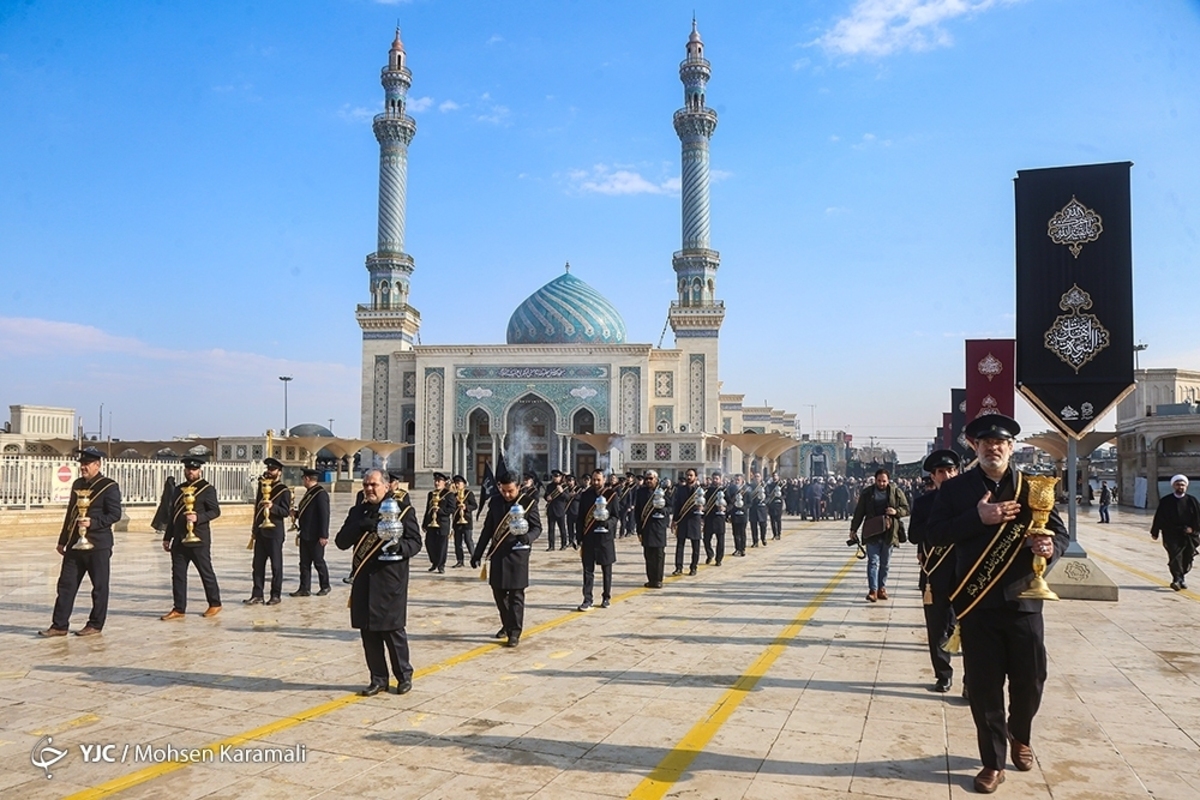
[316,587,331,596]
[934,678,951,693]
[504,635,520,648]
[358,682,387,697]
[243,596,264,605]
[289,589,310,597]
[394,680,413,695]
[495,628,508,639]
[266,596,281,606]
[705,557,713,565]
[670,569,683,576]
[427,565,438,572]
[451,562,464,568]
[437,567,445,574]
[652,582,663,588]
[688,567,697,576]
[599,599,610,608]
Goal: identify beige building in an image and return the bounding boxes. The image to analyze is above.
[1116,368,1200,506]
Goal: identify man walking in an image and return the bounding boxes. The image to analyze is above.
[849,468,909,602]
[159,455,223,620]
[291,468,331,597]
[1150,475,1200,591]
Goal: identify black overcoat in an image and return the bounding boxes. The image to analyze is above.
[335,498,423,631]
[672,483,703,541]
[926,467,1069,614]
[633,486,670,548]
[296,484,330,541]
[161,479,222,547]
[473,491,543,589]
[576,487,617,565]
[57,475,122,551]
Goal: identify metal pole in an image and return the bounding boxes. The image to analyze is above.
[279,376,293,435]
[1065,435,1086,557]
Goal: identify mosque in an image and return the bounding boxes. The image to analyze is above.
[356,23,813,487]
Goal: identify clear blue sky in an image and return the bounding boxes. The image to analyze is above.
[2,1,1197,459]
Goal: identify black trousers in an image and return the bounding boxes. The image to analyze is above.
[582,551,613,603]
[768,506,783,538]
[1162,531,1198,581]
[730,518,747,553]
[807,498,821,519]
[453,526,475,565]
[52,548,111,631]
[750,515,767,545]
[297,538,330,592]
[546,512,567,549]
[425,530,448,569]
[643,546,665,584]
[704,524,726,564]
[961,608,1047,770]
[492,586,525,637]
[171,544,221,611]
[252,535,284,599]
[675,536,700,571]
[360,628,411,684]
[922,593,955,684]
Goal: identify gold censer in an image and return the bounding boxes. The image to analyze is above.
[72,489,95,550]
[1018,475,1060,601]
[180,485,202,546]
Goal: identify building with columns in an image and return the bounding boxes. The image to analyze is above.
[358,23,795,487]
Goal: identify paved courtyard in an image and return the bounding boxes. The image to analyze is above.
[1,503,1198,799]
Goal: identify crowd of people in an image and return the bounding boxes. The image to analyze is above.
[37,419,1197,794]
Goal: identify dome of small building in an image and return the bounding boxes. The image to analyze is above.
[289,423,334,437]
[506,269,627,345]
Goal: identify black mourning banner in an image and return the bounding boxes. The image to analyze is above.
[1015,162,1135,438]
[950,388,968,457]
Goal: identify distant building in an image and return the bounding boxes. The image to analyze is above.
[1116,368,1200,505]
[1,405,76,454]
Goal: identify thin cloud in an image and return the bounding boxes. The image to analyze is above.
[487,34,504,45]
[337,103,373,122]
[475,92,510,125]
[565,164,680,196]
[815,0,1020,58]
[438,99,461,112]
[408,96,433,112]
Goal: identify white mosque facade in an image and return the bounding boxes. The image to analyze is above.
[357,25,800,487]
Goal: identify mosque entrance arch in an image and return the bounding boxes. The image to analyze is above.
[506,394,556,479]
[810,445,828,477]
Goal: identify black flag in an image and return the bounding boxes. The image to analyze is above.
[476,451,510,519]
[1015,162,1135,438]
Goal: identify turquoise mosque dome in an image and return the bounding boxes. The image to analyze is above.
[506,268,627,345]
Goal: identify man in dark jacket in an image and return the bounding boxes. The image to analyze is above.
[907,449,960,693]
[159,455,223,620]
[634,470,670,587]
[41,447,123,637]
[543,470,568,550]
[450,474,479,568]
[727,474,748,557]
[671,468,704,576]
[703,472,727,566]
[335,469,423,696]
[291,468,331,596]
[927,415,1069,794]
[1150,475,1200,591]
[575,469,618,611]
[472,473,542,647]
[422,472,458,574]
[246,458,291,606]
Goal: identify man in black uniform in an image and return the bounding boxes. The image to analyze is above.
[335,468,423,696]
[576,469,618,611]
[766,472,784,540]
[472,472,541,647]
[703,471,727,566]
[159,455,223,620]
[291,468,331,597]
[671,468,704,576]
[41,447,123,637]
[634,470,669,587]
[618,473,637,538]
[564,474,581,550]
[422,472,457,574]
[544,470,568,551]
[747,471,768,548]
[246,457,291,606]
[727,473,748,557]
[907,449,960,692]
[927,415,1068,794]
[450,475,478,568]
[1150,475,1200,590]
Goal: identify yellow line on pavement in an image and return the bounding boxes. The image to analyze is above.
[65,561,706,798]
[1089,549,1200,601]
[626,555,858,800]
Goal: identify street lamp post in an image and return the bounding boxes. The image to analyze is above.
[1133,342,1148,371]
[279,376,293,435]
